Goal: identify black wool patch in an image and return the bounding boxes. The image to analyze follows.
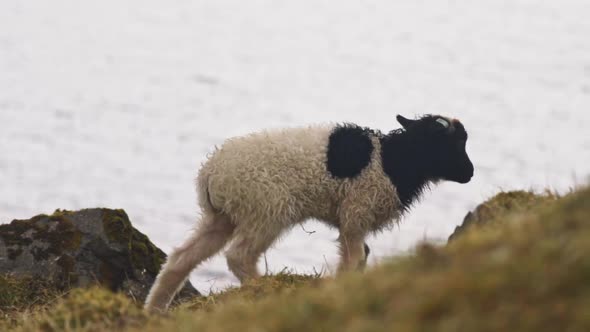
[380,133,431,212]
[326,124,375,178]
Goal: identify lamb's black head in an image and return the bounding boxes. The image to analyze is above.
[396,114,474,184]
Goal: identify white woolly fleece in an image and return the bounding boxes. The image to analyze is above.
[197,125,402,243]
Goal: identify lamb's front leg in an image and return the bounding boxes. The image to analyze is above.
[337,231,367,273]
[359,243,371,270]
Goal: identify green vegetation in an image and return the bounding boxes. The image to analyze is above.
[1,186,589,331]
[102,209,166,275]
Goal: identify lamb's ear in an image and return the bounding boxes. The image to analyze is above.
[396,115,415,129]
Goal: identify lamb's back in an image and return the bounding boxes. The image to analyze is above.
[199,126,339,221]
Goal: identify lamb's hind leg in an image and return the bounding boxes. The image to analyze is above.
[144,212,235,312]
[226,224,283,283]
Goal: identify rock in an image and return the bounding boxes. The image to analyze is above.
[0,209,199,303]
[447,210,479,243]
[448,190,558,242]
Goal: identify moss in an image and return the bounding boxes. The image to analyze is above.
[102,209,166,275]
[0,211,82,262]
[35,214,82,260]
[129,231,166,275]
[102,209,132,245]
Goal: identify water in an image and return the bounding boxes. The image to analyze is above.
[1,0,589,293]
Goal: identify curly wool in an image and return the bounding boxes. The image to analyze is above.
[197,125,402,244]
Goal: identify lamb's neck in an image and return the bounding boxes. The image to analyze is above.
[380,130,432,212]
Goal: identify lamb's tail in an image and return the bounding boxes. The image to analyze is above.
[196,169,220,214]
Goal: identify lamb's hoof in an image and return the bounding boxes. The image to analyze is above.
[357,242,371,271]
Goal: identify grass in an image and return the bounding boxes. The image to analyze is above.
[182,272,322,312]
[0,276,64,330]
[2,186,589,332]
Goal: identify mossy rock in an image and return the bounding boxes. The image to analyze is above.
[448,190,559,242]
[102,209,165,276]
[0,209,199,305]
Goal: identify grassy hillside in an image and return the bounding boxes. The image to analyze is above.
[2,186,589,332]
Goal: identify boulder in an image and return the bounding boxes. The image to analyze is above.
[448,190,558,242]
[447,210,480,243]
[0,209,199,303]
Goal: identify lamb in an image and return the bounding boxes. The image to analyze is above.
[144,114,474,312]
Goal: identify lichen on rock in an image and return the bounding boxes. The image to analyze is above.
[0,208,199,304]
